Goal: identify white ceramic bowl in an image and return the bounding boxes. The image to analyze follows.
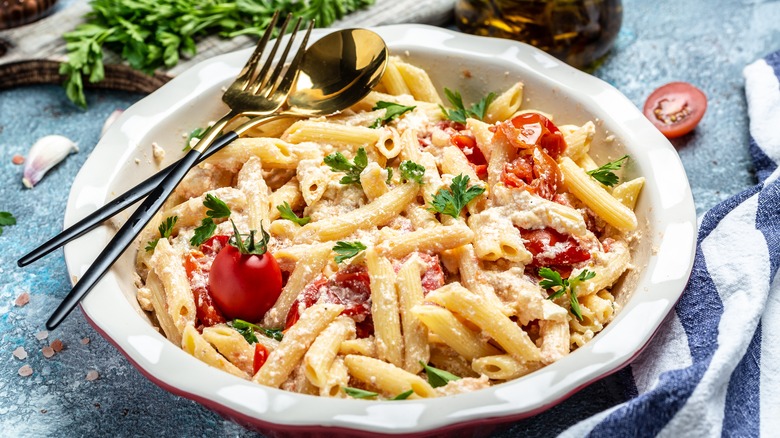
[65,24,697,436]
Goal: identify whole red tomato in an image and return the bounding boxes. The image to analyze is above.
[208,227,282,322]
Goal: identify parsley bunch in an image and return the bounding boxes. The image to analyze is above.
[61,0,375,108]
[190,194,231,247]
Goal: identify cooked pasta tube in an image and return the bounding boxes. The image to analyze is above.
[182,325,249,379]
[304,316,356,388]
[254,303,344,388]
[396,257,429,373]
[344,355,437,399]
[485,81,524,124]
[411,304,501,361]
[366,247,404,368]
[377,223,475,259]
[201,324,256,375]
[471,355,542,381]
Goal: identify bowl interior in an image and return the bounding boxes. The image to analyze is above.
[65,25,696,435]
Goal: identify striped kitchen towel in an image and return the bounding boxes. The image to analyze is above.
[558,51,780,437]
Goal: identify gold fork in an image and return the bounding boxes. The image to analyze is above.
[46,14,313,330]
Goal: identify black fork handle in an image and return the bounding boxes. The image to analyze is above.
[45,131,235,330]
[17,131,239,267]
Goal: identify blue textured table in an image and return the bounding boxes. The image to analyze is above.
[1,1,778,436]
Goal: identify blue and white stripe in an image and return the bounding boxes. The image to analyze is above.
[560,51,780,437]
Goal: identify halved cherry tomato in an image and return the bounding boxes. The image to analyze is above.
[253,343,269,374]
[184,252,226,328]
[208,243,283,322]
[519,227,591,267]
[502,148,562,200]
[495,112,566,159]
[643,82,707,138]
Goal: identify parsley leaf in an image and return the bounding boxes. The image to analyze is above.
[428,174,485,218]
[587,155,629,187]
[399,160,425,184]
[146,215,178,252]
[276,201,311,226]
[385,168,393,185]
[343,387,378,399]
[0,211,16,237]
[333,241,367,264]
[232,319,284,342]
[392,389,414,400]
[370,101,416,128]
[440,88,496,124]
[420,361,460,388]
[61,0,375,108]
[183,127,206,151]
[324,148,368,185]
[538,268,596,320]
[190,194,231,247]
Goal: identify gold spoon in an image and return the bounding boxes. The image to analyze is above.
[19,28,388,269]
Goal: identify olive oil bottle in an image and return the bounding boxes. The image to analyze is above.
[455,0,623,68]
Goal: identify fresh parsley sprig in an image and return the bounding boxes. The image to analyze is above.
[61,0,375,108]
[440,88,496,124]
[399,160,425,184]
[190,194,231,247]
[324,147,368,185]
[146,215,178,252]
[276,201,310,226]
[232,319,284,343]
[420,361,460,388]
[538,268,596,321]
[587,155,629,187]
[428,174,485,218]
[0,211,16,237]
[333,241,367,264]
[370,101,416,128]
[183,127,206,151]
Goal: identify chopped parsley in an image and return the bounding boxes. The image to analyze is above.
[385,167,393,185]
[276,201,310,226]
[399,160,425,184]
[145,215,178,252]
[232,319,284,343]
[0,211,16,237]
[440,88,496,124]
[428,174,485,218]
[420,361,460,388]
[370,101,416,128]
[333,241,367,264]
[189,194,231,247]
[324,147,368,185]
[587,155,629,187]
[538,268,596,321]
[392,389,414,400]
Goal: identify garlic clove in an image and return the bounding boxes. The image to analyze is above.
[22,135,79,189]
[101,109,124,137]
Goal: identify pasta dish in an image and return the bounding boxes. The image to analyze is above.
[133,56,643,400]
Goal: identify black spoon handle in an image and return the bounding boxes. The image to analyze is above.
[17,131,239,267]
[45,131,237,330]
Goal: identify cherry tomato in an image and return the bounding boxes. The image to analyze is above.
[253,343,269,375]
[208,244,283,322]
[184,252,226,328]
[451,133,488,179]
[502,148,562,200]
[643,82,707,138]
[519,227,591,267]
[495,112,567,159]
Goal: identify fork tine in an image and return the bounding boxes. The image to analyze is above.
[268,20,314,97]
[251,14,293,93]
[233,11,280,92]
[255,17,303,95]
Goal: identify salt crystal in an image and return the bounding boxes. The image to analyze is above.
[35,331,49,340]
[18,365,33,377]
[13,347,28,360]
[42,346,55,358]
[80,338,90,345]
[15,292,30,307]
[86,370,99,381]
[51,339,64,352]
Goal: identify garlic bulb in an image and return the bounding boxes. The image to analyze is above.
[22,135,79,188]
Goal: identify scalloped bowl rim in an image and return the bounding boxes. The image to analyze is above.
[64,24,696,435]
